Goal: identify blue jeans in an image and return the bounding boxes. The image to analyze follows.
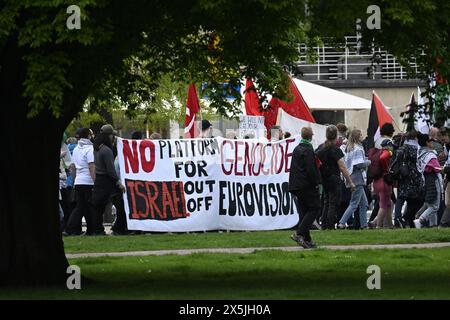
[339,185,369,228]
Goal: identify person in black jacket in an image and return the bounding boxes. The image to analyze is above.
[92,126,126,235]
[288,127,321,248]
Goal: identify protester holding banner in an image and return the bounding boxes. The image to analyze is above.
[337,129,370,229]
[289,127,321,248]
[92,127,126,235]
[317,125,355,230]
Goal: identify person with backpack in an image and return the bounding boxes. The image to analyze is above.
[316,125,355,229]
[337,129,371,229]
[369,123,395,228]
[414,133,443,228]
[391,130,425,228]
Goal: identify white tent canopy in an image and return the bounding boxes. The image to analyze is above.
[292,78,371,111]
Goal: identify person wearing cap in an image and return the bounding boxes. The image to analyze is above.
[198,120,213,138]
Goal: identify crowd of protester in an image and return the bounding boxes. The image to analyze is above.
[58,120,450,240]
[289,123,450,249]
[58,124,150,236]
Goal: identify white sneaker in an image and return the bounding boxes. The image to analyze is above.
[414,219,423,229]
[337,223,346,229]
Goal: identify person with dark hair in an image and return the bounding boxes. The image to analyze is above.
[289,127,321,248]
[414,133,443,228]
[64,128,96,236]
[92,129,126,235]
[199,120,213,138]
[111,143,129,235]
[284,132,292,139]
[379,123,395,139]
[131,130,143,140]
[369,122,395,228]
[391,130,425,228]
[336,123,348,147]
[316,125,355,229]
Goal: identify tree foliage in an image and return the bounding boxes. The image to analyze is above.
[308,0,449,126]
[1,0,312,124]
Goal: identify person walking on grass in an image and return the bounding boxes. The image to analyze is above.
[392,130,425,228]
[64,128,96,236]
[414,133,443,228]
[337,129,371,229]
[91,125,126,235]
[316,125,355,229]
[288,127,321,249]
[369,123,395,229]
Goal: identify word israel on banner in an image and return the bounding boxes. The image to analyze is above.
[116,137,301,232]
[238,115,266,139]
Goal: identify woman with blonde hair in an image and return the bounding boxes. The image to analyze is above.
[338,129,371,229]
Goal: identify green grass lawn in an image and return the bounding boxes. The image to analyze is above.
[2,248,450,299]
[63,228,450,254]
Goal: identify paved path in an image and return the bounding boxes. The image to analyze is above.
[66,242,450,259]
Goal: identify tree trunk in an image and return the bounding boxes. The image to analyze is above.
[0,108,70,286]
[0,38,71,286]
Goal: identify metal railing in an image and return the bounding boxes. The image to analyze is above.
[297,36,422,81]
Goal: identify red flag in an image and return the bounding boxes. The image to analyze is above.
[366,91,393,148]
[184,83,200,138]
[264,77,315,137]
[244,78,262,116]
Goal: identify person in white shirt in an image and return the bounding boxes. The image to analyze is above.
[64,128,96,236]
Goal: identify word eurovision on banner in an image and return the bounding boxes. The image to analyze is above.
[117,137,301,232]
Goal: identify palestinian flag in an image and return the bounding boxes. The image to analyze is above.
[367,91,393,149]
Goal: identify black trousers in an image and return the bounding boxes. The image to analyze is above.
[293,188,321,242]
[321,176,341,229]
[111,192,128,233]
[402,198,425,228]
[65,185,96,235]
[92,174,117,234]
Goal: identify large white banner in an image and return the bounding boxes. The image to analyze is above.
[117,137,301,232]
